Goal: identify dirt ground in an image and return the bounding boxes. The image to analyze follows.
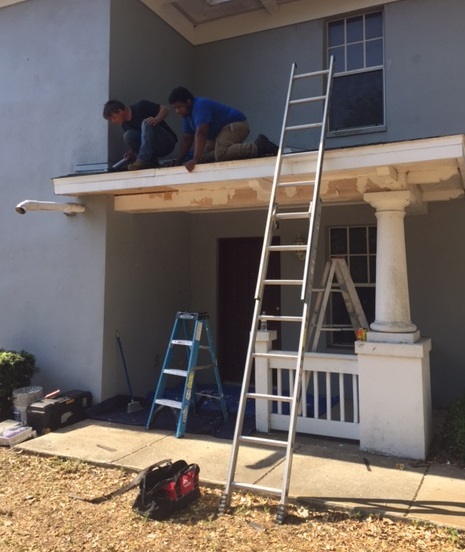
[0,445,464,552]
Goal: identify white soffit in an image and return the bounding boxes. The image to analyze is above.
[0,0,28,8]
[141,0,402,45]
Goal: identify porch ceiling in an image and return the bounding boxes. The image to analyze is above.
[52,135,465,214]
[140,0,402,44]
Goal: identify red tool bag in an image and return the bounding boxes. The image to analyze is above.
[69,458,200,521]
[132,459,200,520]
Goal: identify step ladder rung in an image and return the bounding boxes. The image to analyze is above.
[274,210,310,220]
[294,68,330,79]
[289,95,326,105]
[163,368,188,377]
[246,392,292,402]
[194,363,214,371]
[285,122,323,131]
[155,398,182,409]
[231,481,282,497]
[238,435,288,448]
[263,279,303,286]
[171,339,192,346]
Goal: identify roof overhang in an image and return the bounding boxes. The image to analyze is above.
[1,0,402,45]
[52,135,465,214]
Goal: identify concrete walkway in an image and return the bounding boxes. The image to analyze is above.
[14,418,465,530]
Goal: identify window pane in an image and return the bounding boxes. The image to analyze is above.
[328,19,344,46]
[368,226,377,253]
[365,11,383,39]
[347,16,363,42]
[330,70,384,131]
[347,43,364,71]
[349,227,367,254]
[366,38,383,67]
[350,257,368,283]
[369,255,376,283]
[330,228,347,255]
[357,287,375,325]
[329,46,345,72]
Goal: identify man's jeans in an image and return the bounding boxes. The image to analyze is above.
[124,120,176,163]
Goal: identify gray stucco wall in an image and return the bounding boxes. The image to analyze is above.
[0,0,111,401]
[193,0,465,151]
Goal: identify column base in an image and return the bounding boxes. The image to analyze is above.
[370,320,417,333]
[356,339,432,459]
[367,330,421,344]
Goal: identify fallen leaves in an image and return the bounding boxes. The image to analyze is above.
[0,448,464,551]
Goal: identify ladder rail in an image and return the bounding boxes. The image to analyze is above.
[222,62,299,501]
[301,55,335,302]
[221,59,335,523]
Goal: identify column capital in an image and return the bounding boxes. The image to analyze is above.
[363,190,412,211]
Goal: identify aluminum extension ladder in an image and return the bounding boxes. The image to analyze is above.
[146,311,228,438]
[308,257,368,351]
[218,58,335,523]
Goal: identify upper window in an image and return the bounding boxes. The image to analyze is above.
[328,11,384,133]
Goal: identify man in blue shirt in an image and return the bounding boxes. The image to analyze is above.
[168,87,278,172]
[103,99,177,170]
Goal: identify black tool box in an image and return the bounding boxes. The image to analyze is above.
[26,390,92,435]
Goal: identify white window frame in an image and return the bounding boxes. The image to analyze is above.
[327,10,386,136]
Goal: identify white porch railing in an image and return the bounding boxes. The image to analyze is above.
[255,331,359,440]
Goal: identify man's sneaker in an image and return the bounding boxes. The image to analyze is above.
[255,134,279,157]
[128,159,158,171]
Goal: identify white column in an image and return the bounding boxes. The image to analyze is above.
[364,191,418,340]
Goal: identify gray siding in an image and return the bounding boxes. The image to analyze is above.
[0,0,111,400]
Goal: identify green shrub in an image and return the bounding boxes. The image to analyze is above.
[445,393,465,462]
[0,349,39,421]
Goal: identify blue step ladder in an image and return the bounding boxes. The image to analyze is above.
[146,311,228,438]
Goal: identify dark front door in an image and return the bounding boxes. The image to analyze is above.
[218,237,281,383]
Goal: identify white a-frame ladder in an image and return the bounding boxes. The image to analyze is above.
[218,58,335,523]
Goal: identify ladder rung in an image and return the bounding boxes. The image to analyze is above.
[231,481,282,496]
[289,95,326,105]
[263,279,303,285]
[277,180,315,188]
[294,68,329,79]
[274,211,310,220]
[171,339,192,346]
[268,245,307,252]
[239,435,288,448]
[155,398,182,409]
[259,315,302,322]
[163,368,188,377]
[254,352,299,360]
[285,122,322,131]
[246,392,292,402]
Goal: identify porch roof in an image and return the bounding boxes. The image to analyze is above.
[52,134,465,214]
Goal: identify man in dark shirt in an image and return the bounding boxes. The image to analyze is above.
[168,87,278,172]
[103,99,177,170]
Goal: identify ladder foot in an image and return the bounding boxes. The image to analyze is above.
[218,492,231,515]
[275,504,287,524]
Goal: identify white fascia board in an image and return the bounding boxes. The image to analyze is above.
[141,0,402,45]
[52,135,465,197]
